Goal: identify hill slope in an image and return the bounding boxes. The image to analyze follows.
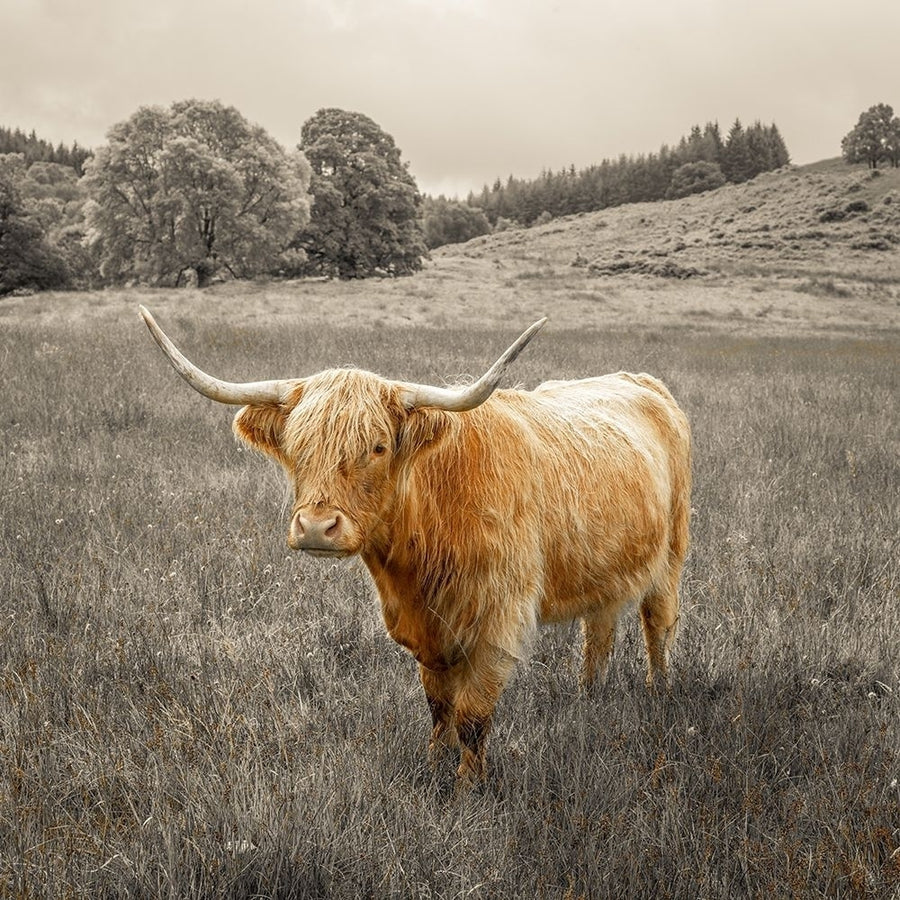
[442,159,900,283]
[422,159,900,337]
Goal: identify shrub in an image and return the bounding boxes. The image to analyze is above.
[666,161,726,200]
[421,197,491,249]
[493,216,519,233]
[850,237,892,251]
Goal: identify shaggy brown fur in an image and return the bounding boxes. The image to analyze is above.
[233,367,692,783]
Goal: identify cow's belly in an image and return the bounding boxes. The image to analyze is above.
[537,511,668,623]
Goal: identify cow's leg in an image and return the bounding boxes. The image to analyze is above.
[580,604,620,688]
[639,577,680,687]
[419,664,459,767]
[453,648,516,784]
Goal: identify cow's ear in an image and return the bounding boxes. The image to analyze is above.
[233,404,290,466]
[397,408,450,459]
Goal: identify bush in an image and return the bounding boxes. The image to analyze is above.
[493,217,519,233]
[666,161,726,200]
[421,197,491,249]
[274,247,309,278]
[850,237,892,251]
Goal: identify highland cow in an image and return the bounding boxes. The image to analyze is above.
[141,308,691,783]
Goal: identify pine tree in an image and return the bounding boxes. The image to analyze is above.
[723,119,754,183]
[765,124,791,168]
[701,122,725,166]
[745,121,774,178]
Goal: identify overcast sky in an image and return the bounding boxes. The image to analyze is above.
[2,0,897,197]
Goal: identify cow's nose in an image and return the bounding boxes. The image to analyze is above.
[289,510,345,551]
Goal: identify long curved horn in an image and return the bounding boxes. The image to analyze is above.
[399,317,547,411]
[140,306,295,406]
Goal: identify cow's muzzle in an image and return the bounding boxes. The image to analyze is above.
[288,509,352,557]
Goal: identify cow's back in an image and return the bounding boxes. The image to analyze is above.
[506,372,690,622]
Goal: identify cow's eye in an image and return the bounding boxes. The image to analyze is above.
[372,443,387,456]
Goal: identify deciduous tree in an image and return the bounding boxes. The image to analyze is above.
[666,161,726,199]
[0,155,71,295]
[421,196,491,249]
[842,103,896,169]
[83,100,311,287]
[295,109,426,278]
[885,116,900,167]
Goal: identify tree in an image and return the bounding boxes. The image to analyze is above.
[885,116,900,167]
[764,123,791,169]
[0,126,91,173]
[722,119,754,183]
[745,122,774,177]
[0,154,69,295]
[295,109,426,278]
[83,100,311,287]
[842,103,896,169]
[421,196,491,249]
[701,122,725,166]
[666,161,726,199]
[464,115,788,227]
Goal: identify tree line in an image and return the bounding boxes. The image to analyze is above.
[0,126,92,175]
[468,120,788,229]
[419,120,789,249]
[0,112,792,293]
[1,102,426,296]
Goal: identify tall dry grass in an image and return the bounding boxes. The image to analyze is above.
[0,306,897,898]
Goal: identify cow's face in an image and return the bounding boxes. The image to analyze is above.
[234,369,442,558]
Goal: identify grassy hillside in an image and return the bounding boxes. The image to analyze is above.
[448,159,900,279]
[2,161,898,341]
[433,158,900,336]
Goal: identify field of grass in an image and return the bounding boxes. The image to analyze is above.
[1,277,897,899]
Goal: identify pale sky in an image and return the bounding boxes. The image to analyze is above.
[1,0,897,197]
